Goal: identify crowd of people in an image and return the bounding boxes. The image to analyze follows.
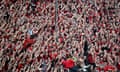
[0,0,120,72]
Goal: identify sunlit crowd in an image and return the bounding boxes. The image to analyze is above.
[0,0,120,72]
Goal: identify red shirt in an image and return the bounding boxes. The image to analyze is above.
[104,65,115,72]
[62,59,75,68]
[23,38,35,48]
[49,53,58,60]
[17,64,23,70]
[88,54,95,63]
